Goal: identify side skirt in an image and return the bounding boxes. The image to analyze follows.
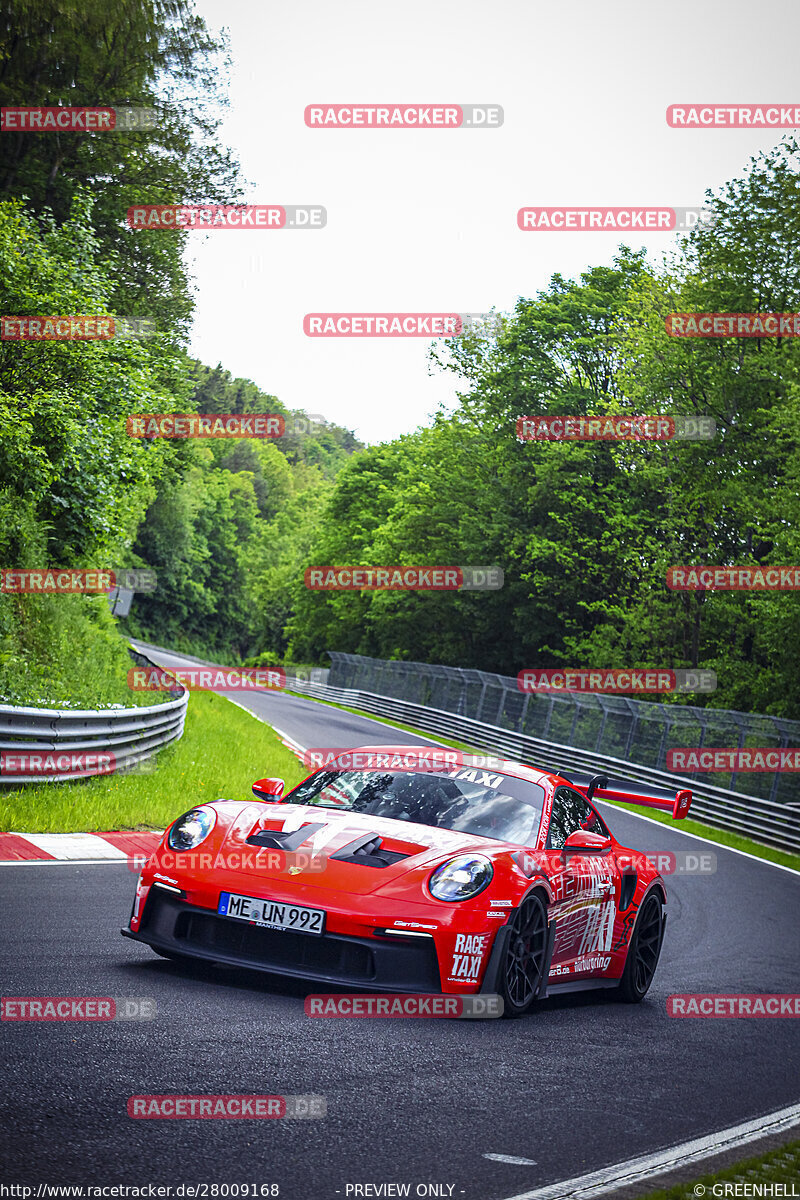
[544,977,621,995]
[537,917,557,998]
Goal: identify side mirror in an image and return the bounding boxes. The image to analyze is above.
[252,777,285,801]
[563,829,612,853]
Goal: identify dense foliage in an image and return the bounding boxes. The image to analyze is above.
[0,0,359,696]
[288,141,800,716]
[1,0,798,718]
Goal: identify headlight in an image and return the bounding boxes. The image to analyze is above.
[428,855,493,902]
[167,807,217,851]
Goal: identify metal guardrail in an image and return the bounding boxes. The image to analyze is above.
[326,651,800,809]
[0,651,188,783]
[287,678,800,853]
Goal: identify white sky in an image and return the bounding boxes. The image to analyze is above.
[186,0,799,445]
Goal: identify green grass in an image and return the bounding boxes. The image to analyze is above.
[284,690,800,873]
[0,592,160,708]
[635,1139,800,1200]
[0,689,307,832]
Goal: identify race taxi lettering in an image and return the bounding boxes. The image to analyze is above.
[449,933,490,981]
[579,899,616,955]
[444,768,503,788]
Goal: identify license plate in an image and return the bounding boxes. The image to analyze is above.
[217,891,325,936]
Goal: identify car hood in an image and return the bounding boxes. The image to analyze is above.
[213,801,508,895]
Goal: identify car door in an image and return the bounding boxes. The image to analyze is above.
[546,786,618,979]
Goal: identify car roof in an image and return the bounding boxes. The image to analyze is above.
[337,745,559,790]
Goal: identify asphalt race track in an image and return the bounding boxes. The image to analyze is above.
[1,648,799,1197]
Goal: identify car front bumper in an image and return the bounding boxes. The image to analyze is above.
[123,889,445,993]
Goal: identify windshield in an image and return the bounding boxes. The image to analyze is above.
[284,766,546,847]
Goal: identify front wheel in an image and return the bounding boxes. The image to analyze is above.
[617,891,664,1002]
[500,891,549,1017]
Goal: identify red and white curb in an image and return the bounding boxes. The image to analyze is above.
[0,712,308,868]
[0,831,161,865]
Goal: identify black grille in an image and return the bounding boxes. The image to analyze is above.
[135,892,443,991]
[175,909,375,979]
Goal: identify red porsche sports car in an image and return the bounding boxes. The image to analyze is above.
[123,747,692,1016]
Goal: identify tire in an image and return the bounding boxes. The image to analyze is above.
[617,890,664,1002]
[499,891,549,1017]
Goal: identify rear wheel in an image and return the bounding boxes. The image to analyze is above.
[617,891,664,1002]
[500,892,548,1017]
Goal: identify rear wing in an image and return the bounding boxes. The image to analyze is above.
[561,771,692,820]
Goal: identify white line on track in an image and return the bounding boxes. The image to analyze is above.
[259,722,307,759]
[494,1101,800,1200]
[486,1155,538,1166]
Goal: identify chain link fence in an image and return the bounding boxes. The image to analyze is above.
[326,653,800,809]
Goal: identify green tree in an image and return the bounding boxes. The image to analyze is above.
[0,0,242,337]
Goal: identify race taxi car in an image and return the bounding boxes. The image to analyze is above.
[122,746,692,1016]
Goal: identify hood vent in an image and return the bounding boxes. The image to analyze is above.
[330,833,410,869]
[245,822,325,851]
